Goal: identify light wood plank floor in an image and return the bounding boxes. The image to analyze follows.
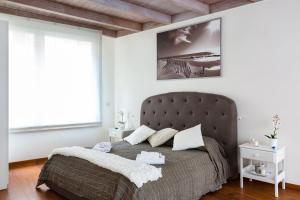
[0,161,300,200]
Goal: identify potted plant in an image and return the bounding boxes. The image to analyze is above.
[265,114,280,149]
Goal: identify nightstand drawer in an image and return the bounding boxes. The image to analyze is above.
[241,148,274,162]
[109,130,123,138]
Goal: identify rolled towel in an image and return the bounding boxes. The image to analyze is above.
[97,142,112,148]
[93,142,112,153]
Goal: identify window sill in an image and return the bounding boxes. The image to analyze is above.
[9,122,101,133]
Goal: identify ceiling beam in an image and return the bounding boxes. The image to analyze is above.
[86,0,171,24]
[143,22,161,31]
[210,0,253,13]
[173,0,261,23]
[0,5,117,37]
[168,0,209,14]
[172,11,201,23]
[3,0,142,32]
[117,29,134,37]
[143,0,260,31]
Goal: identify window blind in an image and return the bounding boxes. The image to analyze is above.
[9,19,101,131]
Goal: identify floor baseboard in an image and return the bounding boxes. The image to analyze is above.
[9,158,47,169]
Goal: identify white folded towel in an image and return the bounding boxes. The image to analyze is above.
[140,151,161,158]
[97,142,112,148]
[136,151,165,165]
[93,142,112,153]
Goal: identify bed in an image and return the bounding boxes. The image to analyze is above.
[37,92,238,200]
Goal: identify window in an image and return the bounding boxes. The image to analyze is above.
[9,19,101,132]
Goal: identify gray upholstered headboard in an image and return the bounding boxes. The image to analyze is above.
[140,92,238,178]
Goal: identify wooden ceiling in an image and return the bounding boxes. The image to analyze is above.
[0,0,262,37]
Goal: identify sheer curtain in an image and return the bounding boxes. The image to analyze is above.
[9,19,101,130]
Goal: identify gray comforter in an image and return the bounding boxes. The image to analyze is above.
[37,137,231,200]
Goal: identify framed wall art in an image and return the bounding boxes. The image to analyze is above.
[157,18,221,80]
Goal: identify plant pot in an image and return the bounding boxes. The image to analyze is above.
[270,138,278,149]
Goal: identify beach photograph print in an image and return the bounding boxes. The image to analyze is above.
[157,18,221,80]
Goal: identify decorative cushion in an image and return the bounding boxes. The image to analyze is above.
[124,125,156,145]
[172,124,204,151]
[148,128,178,147]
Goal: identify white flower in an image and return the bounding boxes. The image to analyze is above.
[272,114,280,129]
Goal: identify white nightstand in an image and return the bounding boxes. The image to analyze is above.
[239,143,285,197]
[108,128,133,142]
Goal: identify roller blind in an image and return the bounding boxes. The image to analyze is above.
[9,19,101,130]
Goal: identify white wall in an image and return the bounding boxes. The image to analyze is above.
[115,0,300,185]
[0,20,8,190]
[9,35,115,162]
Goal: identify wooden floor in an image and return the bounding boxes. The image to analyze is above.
[0,161,300,200]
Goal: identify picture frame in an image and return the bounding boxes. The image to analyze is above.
[157,18,221,80]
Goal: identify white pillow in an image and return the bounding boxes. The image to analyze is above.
[172,124,204,151]
[124,125,156,145]
[148,128,178,147]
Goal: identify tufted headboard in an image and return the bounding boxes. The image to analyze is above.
[140,92,238,178]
